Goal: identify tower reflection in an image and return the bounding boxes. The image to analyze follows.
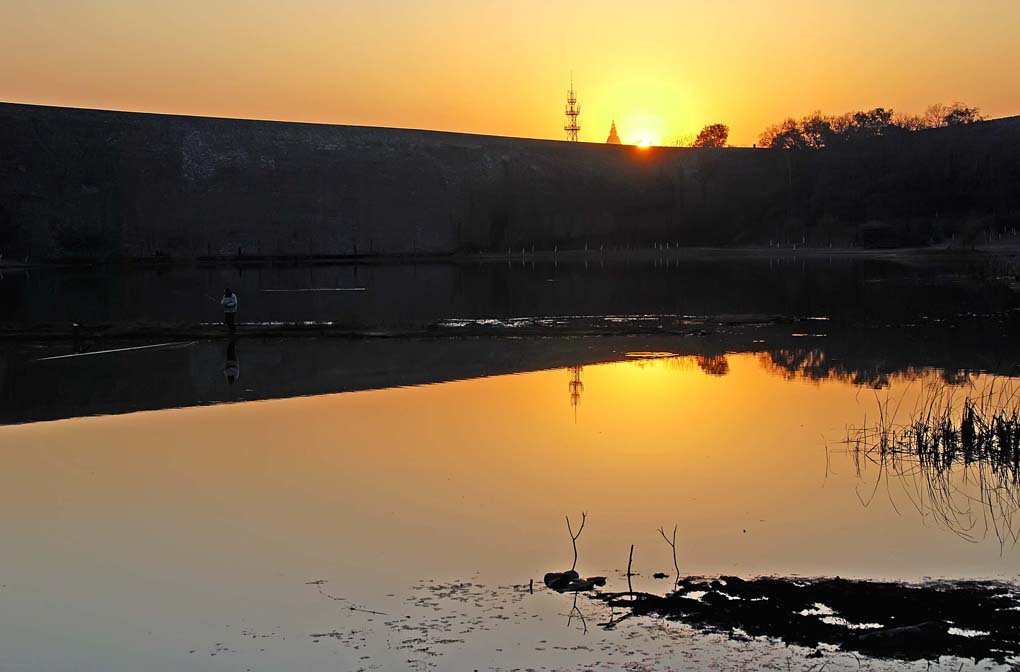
[568,365,584,423]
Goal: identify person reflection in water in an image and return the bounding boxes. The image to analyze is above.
[220,288,238,332]
[223,339,240,385]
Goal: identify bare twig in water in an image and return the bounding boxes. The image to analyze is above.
[657,524,681,590]
[307,579,388,616]
[566,511,587,572]
[308,580,347,602]
[627,544,635,599]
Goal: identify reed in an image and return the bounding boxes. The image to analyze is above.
[842,379,1020,546]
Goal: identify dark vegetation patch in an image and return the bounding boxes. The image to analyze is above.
[593,576,1019,662]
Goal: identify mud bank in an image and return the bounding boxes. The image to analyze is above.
[594,575,1020,663]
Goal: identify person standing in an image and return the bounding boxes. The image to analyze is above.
[221,288,238,331]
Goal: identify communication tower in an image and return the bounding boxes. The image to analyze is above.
[564,77,580,142]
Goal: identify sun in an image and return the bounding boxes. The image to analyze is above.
[629,131,661,148]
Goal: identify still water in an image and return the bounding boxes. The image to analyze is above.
[3,254,1019,327]
[1,352,1015,670]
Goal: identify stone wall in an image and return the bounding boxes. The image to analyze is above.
[1,103,1018,260]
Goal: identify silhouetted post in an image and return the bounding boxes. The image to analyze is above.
[626,544,635,599]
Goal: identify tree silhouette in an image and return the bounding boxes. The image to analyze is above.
[759,118,805,149]
[800,112,836,149]
[759,102,982,149]
[693,124,729,148]
[942,102,983,126]
[848,107,895,139]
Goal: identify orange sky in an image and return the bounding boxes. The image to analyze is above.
[2,1,1019,146]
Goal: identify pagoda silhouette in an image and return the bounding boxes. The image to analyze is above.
[606,120,622,144]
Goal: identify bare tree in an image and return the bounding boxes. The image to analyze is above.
[893,112,926,131]
[923,102,949,128]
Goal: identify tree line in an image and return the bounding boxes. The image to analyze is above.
[757,102,983,149]
[677,102,983,150]
[675,123,731,148]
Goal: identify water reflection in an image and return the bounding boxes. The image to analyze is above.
[696,355,729,376]
[223,339,240,385]
[4,329,1020,425]
[2,353,1019,671]
[835,380,1020,547]
[568,365,583,422]
[566,593,588,635]
[760,348,982,388]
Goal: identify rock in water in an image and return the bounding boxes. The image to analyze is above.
[544,571,579,591]
[544,571,606,592]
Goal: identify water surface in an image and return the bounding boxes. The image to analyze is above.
[3,255,1018,327]
[1,353,1015,670]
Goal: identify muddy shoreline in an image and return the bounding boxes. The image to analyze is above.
[589,575,1019,663]
[3,306,1019,342]
[0,314,775,341]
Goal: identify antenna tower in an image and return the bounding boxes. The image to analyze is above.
[564,76,580,142]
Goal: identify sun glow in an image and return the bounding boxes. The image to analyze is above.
[630,132,661,148]
[1,2,1019,146]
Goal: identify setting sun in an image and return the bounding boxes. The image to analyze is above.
[629,131,661,147]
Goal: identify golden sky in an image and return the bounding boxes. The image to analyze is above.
[2,0,1019,146]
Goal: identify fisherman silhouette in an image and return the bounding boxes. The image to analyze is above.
[220,288,238,332]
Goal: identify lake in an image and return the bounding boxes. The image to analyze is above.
[1,255,1019,670]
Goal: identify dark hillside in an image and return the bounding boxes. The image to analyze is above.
[0,103,1017,260]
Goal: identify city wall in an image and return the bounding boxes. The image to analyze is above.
[1,103,1018,260]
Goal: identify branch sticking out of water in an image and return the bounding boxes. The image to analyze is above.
[626,544,635,599]
[657,524,681,590]
[566,511,587,572]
